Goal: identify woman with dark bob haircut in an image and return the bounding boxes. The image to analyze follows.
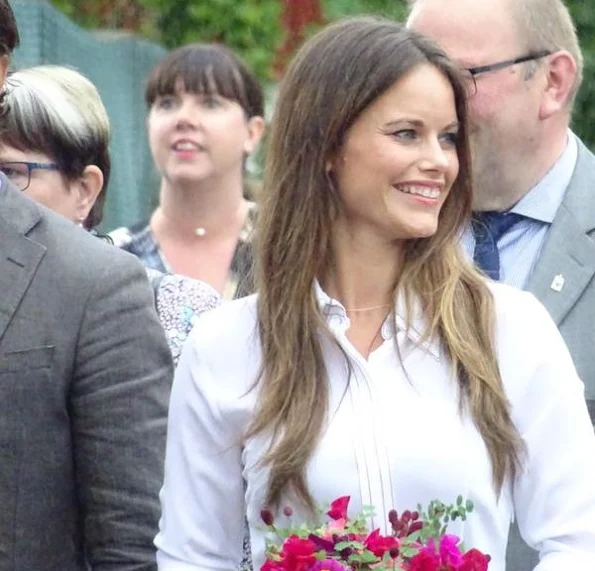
[110,43,265,299]
[156,17,595,571]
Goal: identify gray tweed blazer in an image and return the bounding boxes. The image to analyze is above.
[0,175,173,570]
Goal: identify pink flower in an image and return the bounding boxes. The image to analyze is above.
[439,535,463,568]
[327,496,350,521]
[308,559,349,571]
[320,518,347,538]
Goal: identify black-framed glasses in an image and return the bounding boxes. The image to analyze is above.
[0,161,60,191]
[461,50,552,95]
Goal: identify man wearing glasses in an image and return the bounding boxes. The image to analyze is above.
[0,1,173,569]
[408,0,595,569]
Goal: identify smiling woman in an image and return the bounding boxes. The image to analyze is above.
[109,43,266,299]
[154,16,595,571]
[328,63,460,246]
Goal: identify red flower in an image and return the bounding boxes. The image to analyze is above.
[279,536,317,571]
[262,559,285,571]
[327,496,350,521]
[407,549,441,571]
[460,549,491,571]
[364,528,400,558]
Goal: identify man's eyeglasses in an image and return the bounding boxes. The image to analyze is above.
[461,50,552,95]
[0,161,60,191]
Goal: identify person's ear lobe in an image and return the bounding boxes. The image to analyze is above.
[72,165,104,225]
[539,50,577,119]
[244,116,266,154]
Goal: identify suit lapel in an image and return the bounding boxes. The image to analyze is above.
[0,177,46,342]
[526,140,595,325]
[526,203,595,324]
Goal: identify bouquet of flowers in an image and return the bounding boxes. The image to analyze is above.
[261,495,491,571]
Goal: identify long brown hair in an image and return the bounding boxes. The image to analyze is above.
[248,16,524,511]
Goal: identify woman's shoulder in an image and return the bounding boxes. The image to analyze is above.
[487,281,553,331]
[487,281,580,410]
[186,294,260,356]
[487,281,560,354]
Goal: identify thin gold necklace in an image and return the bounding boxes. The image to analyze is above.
[344,304,390,313]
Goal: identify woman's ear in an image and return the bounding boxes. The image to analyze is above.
[71,165,104,225]
[244,116,266,154]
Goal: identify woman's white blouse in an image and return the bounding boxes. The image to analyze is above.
[155,283,595,571]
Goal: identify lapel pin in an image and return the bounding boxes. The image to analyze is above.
[550,274,565,292]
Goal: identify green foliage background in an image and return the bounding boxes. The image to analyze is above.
[142,0,282,81]
[568,0,595,146]
[50,0,595,147]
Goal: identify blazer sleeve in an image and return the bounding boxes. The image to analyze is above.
[71,252,173,570]
[505,293,595,569]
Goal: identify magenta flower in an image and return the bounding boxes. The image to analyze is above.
[439,534,464,568]
[307,559,349,571]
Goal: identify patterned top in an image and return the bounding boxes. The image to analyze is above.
[147,269,221,366]
[110,203,256,300]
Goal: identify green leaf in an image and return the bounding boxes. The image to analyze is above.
[399,546,419,558]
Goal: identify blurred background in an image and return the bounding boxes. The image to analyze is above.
[9,0,595,231]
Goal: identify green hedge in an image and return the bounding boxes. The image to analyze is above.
[568,0,595,147]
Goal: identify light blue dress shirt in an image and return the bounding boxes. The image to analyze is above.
[462,132,578,289]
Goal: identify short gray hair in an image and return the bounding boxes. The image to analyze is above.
[512,0,582,107]
[0,65,111,229]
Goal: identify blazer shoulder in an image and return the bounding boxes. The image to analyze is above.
[563,138,595,233]
[28,209,148,284]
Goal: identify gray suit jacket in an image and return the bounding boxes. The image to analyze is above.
[507,138,595,570]
[526,138,595,418]
[0,177,173,570]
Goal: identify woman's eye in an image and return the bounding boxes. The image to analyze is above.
[391,129,417,141]
[202,96,221,109]
[440,132,459,146]
[155,96,176,110]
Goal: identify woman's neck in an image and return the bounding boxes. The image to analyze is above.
[154,175,248,240]
[321,223,403,310]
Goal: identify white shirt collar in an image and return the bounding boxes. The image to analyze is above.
[312,280,440,359]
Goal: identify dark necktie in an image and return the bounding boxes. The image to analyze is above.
[471,211,524,280]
